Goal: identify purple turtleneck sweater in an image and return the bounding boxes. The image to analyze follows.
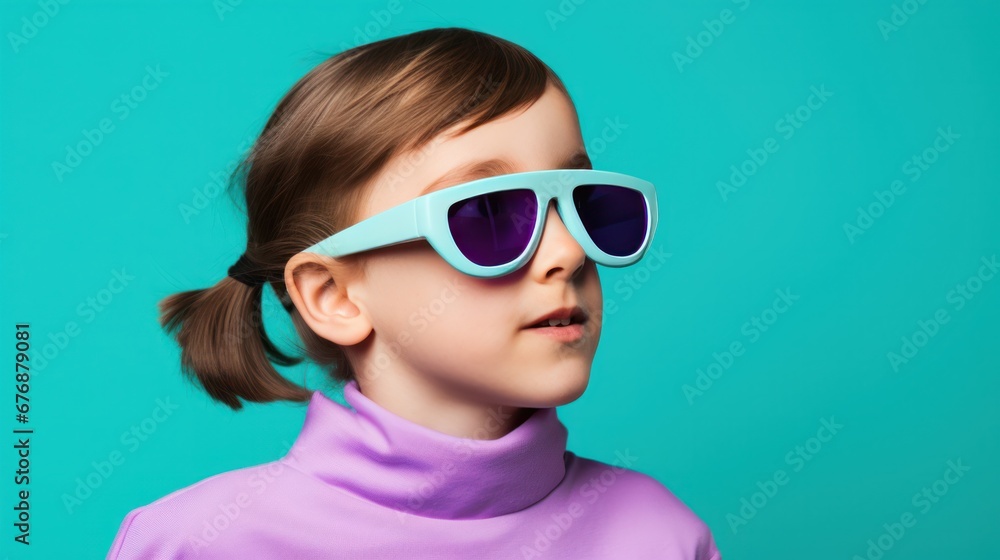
[107,380,721,559]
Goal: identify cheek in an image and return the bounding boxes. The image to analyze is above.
[408,277,508,342]
[363,248,494,339]
[586,261,602,298]
[582,262,604,334]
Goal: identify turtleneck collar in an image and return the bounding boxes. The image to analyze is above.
[283,379,569,520]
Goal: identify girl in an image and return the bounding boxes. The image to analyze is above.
[106,27,721,559]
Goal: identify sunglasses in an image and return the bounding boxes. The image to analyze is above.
[299,169,658,278]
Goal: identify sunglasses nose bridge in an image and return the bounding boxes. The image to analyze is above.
[520,195,590,280]
[535,195,584,253]
[534,178,572,227]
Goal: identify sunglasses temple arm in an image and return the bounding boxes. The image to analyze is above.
[303,200,421,257]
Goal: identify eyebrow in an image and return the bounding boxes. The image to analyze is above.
[418,148,593,196]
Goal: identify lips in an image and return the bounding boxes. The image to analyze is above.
[525,305,588,329]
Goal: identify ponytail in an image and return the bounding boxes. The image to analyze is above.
[158,275,313,410]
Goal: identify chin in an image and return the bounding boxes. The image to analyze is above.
[512,368,590,408]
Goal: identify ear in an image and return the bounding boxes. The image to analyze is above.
[283,252,372,346]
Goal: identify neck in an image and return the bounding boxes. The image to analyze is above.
[283,379,570,519]
[356,373,533,440]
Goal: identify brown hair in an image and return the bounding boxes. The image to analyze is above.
[158,27,572,410]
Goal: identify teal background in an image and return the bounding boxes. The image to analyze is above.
[2,1,997,558]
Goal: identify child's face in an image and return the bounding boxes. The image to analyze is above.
[293,83,602,409]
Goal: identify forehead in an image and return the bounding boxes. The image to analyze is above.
[415,149,592,197]
[362,84,586,218]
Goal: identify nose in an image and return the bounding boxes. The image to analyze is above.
[529,200,587,281]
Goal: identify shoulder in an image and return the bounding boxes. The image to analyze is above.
[563,452,722,560]
[106,458,308,560]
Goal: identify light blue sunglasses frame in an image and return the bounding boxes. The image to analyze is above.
[299,168,659,278]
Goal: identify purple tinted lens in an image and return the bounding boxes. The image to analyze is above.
[448,189,537,266]
[573,184,648,256]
